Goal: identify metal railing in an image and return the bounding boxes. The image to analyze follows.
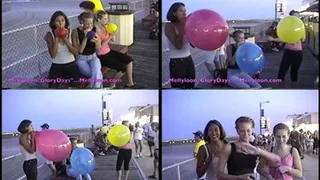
[162,158,196,180]
[2,0,151,88]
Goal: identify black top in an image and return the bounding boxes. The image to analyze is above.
[77,27,96,55]
[227,143,259,175]
[66,149,74,165]
[227,44,239,69]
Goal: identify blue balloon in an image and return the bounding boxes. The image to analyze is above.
[70,147,96,175]
[86,31,96,40]
[235,42,265,74]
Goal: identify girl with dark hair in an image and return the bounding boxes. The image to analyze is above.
[277,10,304,88]
[45,11,82,89]
[164,2,195,89]
[226,30,262,89]
[196,120,227,180]
[95,10,137,89]
[71,12,103,89]
[116,121,132,180]
[217,116,281,180]
[17,120,37,180]
[257,123,302,180]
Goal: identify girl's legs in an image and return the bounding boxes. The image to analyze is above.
[139,140,143,156]
[23,159,38,180]
[116,149,125,180]
[67,166,82,180]
[123,149,133,180]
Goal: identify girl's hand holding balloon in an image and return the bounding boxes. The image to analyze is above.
[84,29,92,36]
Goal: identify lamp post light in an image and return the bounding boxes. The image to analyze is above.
[101,92,112,126]
[259,100,270,135]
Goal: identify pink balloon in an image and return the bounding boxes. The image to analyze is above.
[185,9,229,51]
[35,129,72,162]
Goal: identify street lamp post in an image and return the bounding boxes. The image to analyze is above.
[259,100,270,135]
[101,92,112,126]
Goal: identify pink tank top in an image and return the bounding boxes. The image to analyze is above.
[121,143,132,150]
[285,41,302,51]
[96,29,111,55]
[269,147,294,180]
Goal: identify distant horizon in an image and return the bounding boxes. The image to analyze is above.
[162,0,305,21]
[2,90,158,133]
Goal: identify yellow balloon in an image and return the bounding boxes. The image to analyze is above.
[107,125,131,147]
[277,16,305,43]
[89,0,104,13]
[106,23,118,33]
[101,126,109,134]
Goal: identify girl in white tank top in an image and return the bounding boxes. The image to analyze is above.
[45,11,82,89]
[164,3,195,89]
[17,120,38,180]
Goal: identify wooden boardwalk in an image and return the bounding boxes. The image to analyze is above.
[102,22,159,89]
[14,21,159,89]
[2,133,149,180]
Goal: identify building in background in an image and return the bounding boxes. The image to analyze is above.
[285,112,319,132]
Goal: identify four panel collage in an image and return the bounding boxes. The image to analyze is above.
[1,0,318,180]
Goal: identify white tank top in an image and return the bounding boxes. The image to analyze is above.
[19,136,36,161]
[168,25,191,59]
[50,30,75,64]
[203,145,219,180]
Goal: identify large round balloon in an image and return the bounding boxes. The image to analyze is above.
[107,124,131,147]
[90,0,104,13]
[235,42,265,74]
[35,130,72,162]
[277,16,305,43]
[185,9,229,51]
[70,147,96,175]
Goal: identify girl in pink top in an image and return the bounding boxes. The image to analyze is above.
[257,123,303,180]
[277,10,304,88]
[116,121,132,180]
[95,10,137,89]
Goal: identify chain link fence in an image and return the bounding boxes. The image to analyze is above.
[2,0,151,88]
[161,20,273,88]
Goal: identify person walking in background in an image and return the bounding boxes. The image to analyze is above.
[193,130,206,158]
[145,121,156,157]
[116,121,133,180]
[17,120,37,180]
[133,122,144,158]
[149,122,159,179]
[40,123,57,178]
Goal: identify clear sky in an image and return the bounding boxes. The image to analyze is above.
[2,90,158,133]
[162,90,318,140]
[162,0,304,21]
